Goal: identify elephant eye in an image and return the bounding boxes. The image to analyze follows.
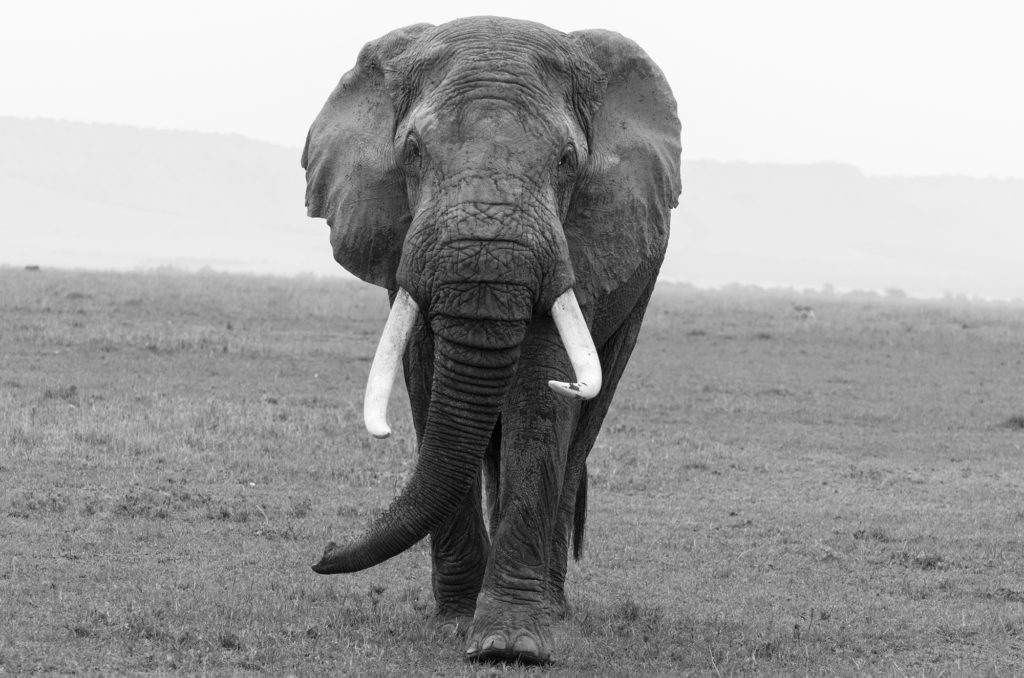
[557,144,577,171]
[402,132,423,171]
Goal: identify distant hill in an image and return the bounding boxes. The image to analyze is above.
[2,117,1022,298]
[0,117,335,276]
[672,161,1024,299]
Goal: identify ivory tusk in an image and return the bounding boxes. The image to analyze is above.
[548,289,602,400]
[364,288,419,438]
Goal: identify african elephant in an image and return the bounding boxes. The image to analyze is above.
[302,16,680,664]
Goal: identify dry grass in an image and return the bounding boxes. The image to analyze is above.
[2,268,1023,676]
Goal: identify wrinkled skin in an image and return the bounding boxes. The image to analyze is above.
[302,16,680,664]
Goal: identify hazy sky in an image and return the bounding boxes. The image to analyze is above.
[4,0,1023,179]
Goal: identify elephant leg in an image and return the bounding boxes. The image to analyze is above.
[466,319,579,664]
[547,281,655,616]
[402,305,489,629]
[548,463,585,618]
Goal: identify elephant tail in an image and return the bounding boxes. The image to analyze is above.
[572,467,588,560]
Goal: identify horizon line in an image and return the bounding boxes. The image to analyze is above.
[5,114,1022,182]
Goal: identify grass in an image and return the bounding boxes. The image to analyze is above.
[2,268,1023,676]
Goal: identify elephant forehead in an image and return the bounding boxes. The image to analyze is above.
[396,19,580,111]
[456,180,511,205]
[427,16,576,67]
[431,205,559,248]
[417,109,567,173]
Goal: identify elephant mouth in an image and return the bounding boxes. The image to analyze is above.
[363,287,601,439]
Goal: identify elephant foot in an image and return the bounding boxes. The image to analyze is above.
[464,597,554,664]
[466,627,553,664]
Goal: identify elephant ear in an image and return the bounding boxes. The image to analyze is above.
[566,30,682,308]
[302,24,433,289]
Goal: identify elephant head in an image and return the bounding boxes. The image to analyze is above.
[303,17,680,573]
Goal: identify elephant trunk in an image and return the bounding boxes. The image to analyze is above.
[312,290,528,574]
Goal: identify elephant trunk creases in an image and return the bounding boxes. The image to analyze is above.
[313,334,523,575]
[428,281,536,352]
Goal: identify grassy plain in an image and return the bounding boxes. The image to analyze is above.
[2,268,1023,676]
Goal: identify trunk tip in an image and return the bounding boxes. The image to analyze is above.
[311,541,343,574]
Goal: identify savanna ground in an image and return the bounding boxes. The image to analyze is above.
[2,268,1023,677]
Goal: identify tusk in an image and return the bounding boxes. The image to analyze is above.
[548,289,602,400]
[364,288,419,438]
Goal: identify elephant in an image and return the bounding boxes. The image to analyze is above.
[301,16,680,664]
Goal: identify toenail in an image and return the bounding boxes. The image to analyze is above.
[482,635,506,651]
[513,634,539,656]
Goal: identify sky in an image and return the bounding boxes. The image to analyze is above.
[4,0,1023,179]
